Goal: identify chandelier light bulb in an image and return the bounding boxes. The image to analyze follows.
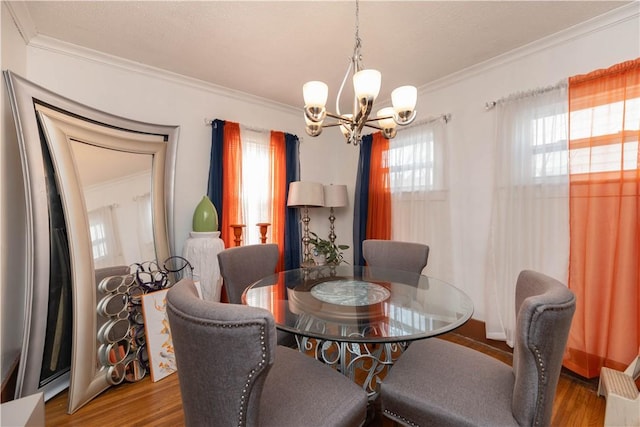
[377,107,397,139]
[303,81,328,108]
[353,69,381,102]
[391,85,418,123]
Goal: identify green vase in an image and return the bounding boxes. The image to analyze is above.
[192,196,218,232]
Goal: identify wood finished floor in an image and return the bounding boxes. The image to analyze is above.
[45,332,605,426]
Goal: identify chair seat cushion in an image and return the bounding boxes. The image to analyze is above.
[259,346,367,427]
[381,338,518,427]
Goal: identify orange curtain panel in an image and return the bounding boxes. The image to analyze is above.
[221,121,243,249]
[367,132,391,240]
[564,59,640,378]
[270,131,287,272]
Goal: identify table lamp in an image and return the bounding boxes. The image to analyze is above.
[287,181,324,267]
[323,184,348,245]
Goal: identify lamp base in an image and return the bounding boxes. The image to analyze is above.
[301,259,317,268]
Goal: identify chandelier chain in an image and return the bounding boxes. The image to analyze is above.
[353,0,362,68]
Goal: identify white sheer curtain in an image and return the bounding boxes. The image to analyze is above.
[88,204,124,268]
[134,193,155,262]
[485,83,569,346]
[240,126,271,245]
[388,119,453,281]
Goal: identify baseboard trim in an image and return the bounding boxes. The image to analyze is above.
[448,318,513,354]
[1,353,20,403]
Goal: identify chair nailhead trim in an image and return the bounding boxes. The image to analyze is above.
[237,324,267,426]
[529,304,572,427]
[383,409,419,427]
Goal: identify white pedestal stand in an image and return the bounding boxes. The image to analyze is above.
[182,231,225,301]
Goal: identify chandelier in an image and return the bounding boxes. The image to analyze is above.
[302,0,417,146]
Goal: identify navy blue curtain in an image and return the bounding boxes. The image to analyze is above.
[284,133,301,270]
[206,119,225,228]
[353,134,373,266]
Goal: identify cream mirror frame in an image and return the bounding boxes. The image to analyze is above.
[4,71,178,413]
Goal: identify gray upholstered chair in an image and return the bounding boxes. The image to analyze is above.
[166,279,368,427]
[217,243,295,346]
[362,239,430,274]
[380,270,576,427]
[218,244,279,304]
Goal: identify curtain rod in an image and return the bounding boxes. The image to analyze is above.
[484,80,567,110]
[204,118,304,142]
[409,113,452,127]
[204,118,273,134]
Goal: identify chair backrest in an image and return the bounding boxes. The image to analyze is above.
[166,278,277,426]
[511,270,576,427]
[362,239,429,274]
[218,243,279,304]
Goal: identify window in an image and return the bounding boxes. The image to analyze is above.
[240,127,271,245]
[532,96,640,178]
[531,111,569,178]
[388,123,443,193]
[569,97,639,175]
[89,221,108,260]
[88,205,123,268]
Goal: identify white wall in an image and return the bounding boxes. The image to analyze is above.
[415,5,639,320]
[1,4,638,373]
[1,1,28,383]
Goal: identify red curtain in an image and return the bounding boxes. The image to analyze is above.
[366,132,391,240]
[564,59,640,377]
[221,122,243,249]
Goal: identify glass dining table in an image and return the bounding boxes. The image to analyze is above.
[242,264,474,398]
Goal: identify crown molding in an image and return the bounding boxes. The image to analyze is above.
[25,34,299,116]
[419,3,639,94]
[3,0,37,44]
[10,1,638,111]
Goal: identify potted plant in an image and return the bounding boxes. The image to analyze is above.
[308,232,349,265]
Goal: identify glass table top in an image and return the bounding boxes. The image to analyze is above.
[243,265,474,343]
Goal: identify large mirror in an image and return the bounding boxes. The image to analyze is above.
[4,71,178,413]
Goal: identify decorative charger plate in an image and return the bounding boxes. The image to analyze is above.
[288,278,390,322]
[310,280,391,306]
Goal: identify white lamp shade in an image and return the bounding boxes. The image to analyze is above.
[377,107,397,130]
[287,181,325,207]
[323,184,348,208]
[353,69,381,101]
[391,85,417,113]
[303,81,329,108]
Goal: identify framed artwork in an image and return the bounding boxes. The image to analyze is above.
[141,289,177,382]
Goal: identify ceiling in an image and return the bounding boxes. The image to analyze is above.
[17,1,631,110]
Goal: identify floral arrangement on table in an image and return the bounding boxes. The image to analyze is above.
[308,232,349,265]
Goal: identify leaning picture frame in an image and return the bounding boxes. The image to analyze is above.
[141,289,177,382]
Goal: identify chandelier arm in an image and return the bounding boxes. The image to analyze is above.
[352,99,373,138]
[365,115,392,123]
[363,122,383,131]
[335,60,353,117]
[319,121,344,128]
[325,111,348,121]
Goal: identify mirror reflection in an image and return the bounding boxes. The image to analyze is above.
[69,140,155,268]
